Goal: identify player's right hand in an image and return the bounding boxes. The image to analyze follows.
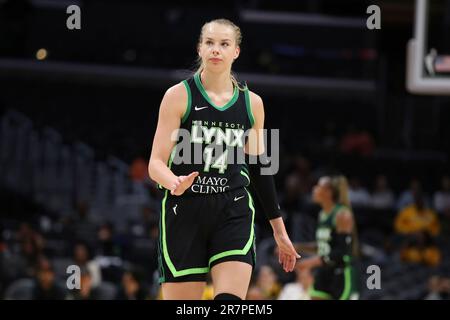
[170,171,199,196]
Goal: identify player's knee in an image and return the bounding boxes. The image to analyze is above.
[214,293,242,300]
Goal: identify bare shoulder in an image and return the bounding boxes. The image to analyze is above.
[248,90,264,109]
[248,90,264,124]
[336,209,354,232]
[160,82,188,116]
[164,82,188,104]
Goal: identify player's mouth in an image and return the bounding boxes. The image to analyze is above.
[209,58,223,63]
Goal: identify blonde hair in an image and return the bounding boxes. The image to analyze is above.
[195,18,247,91]
[329,175,360,257]
[330,176,351,209]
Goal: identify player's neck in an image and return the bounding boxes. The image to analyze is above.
[200,70,234,94]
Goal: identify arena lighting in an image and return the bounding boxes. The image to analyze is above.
[406,0,450,95]
[36,48,48,61]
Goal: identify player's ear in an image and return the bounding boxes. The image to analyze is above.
[234,46,240,60]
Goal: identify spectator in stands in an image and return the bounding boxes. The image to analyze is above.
[116,269,148,300]
[0,228,31,294]
[277,266,312,300]
[130,157,149,183]
[348,177,371,207]
[62,201,98,246]
[395,190,442,266]
[433,176,450,235]
[130,206,158,238]
[15,224,45,278]
[32,258,66,300]
[94,223,125,284]
[433,176,450,214]
[246,284,267,300]
[422,275,450,300]
[66,268,100,300]
[371,175,395,209]
[397,178,430,211]
[97,222,122,257]
[254,265,282,299]
[71,242,102,288]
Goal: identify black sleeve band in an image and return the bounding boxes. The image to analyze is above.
[323,233,352,266]
[246,155,281,220]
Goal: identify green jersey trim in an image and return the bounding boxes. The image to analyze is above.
[181,80,192,123]
[339,263,353,300]
[194,73,239,111]
[240,170,251,185]
[309,287,333,300]
[244,88,255,127]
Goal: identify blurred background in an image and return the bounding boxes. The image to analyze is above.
[0,0,450,300]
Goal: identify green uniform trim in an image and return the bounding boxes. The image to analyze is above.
[158,212,166,283]
[319,204,343,225]
[161,187,256,278]
[339,256,353,300]
[309,258,355,300]
[160,143,210,277]
[194,73,239,111]
[244,89,255,127]
[308,287,333,300]
[161,189,210,278]
[240,170,251,185]
[181,80,192,123]
[208,187,256,267]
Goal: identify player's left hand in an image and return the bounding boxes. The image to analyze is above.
[273,231,301,273]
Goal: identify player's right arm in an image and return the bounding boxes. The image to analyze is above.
[148,83,198,195]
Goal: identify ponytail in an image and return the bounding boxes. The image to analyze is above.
[331,175,360,258]
[331,176,351,209]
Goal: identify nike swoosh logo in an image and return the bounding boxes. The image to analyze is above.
[234,195,245,202]
[194,106,209,111]
[173,204,177,215]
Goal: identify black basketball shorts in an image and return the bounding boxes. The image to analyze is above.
[309,264,359,300]
[157,186,256,283]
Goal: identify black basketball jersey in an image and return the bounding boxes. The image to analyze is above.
[161,73,255,195]
[316,204,354,266]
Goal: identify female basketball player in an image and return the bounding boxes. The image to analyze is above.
[148,19,300,300]
[296,176,359,300]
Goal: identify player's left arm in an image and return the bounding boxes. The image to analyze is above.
[297,209,354,270]
[245,90,300,272]
[326,209,354,264]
